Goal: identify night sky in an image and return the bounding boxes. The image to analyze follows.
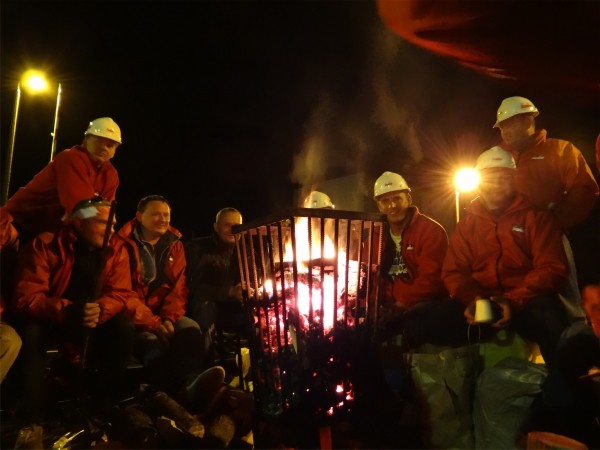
[2,0,599,239]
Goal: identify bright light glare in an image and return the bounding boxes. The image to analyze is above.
[454,168,480,192]
[21,70,48,93]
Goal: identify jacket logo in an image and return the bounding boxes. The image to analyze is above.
[512,225,525,233]
[531,156,544,160]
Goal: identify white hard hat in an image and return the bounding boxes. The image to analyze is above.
[373,171,410,198]
[493,96,539,128]
[476,146,516,170]
[84,117,122,144]
[304,191,334,209]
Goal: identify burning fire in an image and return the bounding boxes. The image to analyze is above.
[261,217,362,332]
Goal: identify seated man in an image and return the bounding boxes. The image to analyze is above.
[372,171,467,350]
[185,207,250,356]
[12,198,135,449]
[115,195,224,409]
[443,146,571,367]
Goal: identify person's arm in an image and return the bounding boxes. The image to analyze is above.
[552,142,599,229]
[504,210,569,306]
[442,222,486,305]
[158,242,188,324]
[13,235,72,323]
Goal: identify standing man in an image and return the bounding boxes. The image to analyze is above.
[442,147,571,366]
[12,198,135,449]
[493,96,598,229]
[115,195,224,408]
[494,96,599,312]
[5,117,122,240]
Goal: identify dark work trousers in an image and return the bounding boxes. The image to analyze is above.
[133,316,206,395]
[510,294,570,369]
[535,321,600,446]
[16,312,135,424]
[380,299,469,350]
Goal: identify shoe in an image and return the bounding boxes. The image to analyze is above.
[180,366,226,412]
[205,414,235,449]
[14,424,44,449]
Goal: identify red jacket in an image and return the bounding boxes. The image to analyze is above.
[115,219,188,331]
[377,206,449,309]
[442,195,568,309]
[5,146,119,235]
[0,207,19,317]
[13,225,130,324]
[502,129,599,230]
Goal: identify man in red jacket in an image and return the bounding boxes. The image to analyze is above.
[115,195,224,411]
[443,146,571,367]
[5,117,122,241]
[493,96,598,231]
[373,171,466,349]
[11,197,135,449]
[494,96,599,318]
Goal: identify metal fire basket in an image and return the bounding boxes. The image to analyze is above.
[233,207,385,422]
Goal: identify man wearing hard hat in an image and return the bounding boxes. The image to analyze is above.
[4,117,122,240]
[444,146,600,446]
[303,191,334,209]
[493,96,598,231]
[443,147,570,366]
[372,171,466,348]
[11,198,135,449]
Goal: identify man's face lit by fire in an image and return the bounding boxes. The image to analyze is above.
[215,210,242,246]
[375,190,411,225]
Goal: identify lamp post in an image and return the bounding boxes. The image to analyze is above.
[2,84,22,204]
[50,83,62,161]
[454,168,479,223]
[1,71,53,205]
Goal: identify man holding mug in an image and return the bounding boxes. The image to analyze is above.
[442,146,570,368]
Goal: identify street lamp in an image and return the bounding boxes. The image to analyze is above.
[454,167,479,223]
[1,70,60,204]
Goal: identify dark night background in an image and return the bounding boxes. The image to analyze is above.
[2,0,599,245]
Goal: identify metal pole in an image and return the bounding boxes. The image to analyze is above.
[455,188,460,224]
[50,83,62,161]
[2,84,22,205]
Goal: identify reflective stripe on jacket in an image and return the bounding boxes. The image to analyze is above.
[115,219,187,331]
[442,195,568,308]
[13,225,129,324]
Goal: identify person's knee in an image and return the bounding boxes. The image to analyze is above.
[174,316,201,332]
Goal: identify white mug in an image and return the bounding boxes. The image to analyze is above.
[474,298,494,323]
